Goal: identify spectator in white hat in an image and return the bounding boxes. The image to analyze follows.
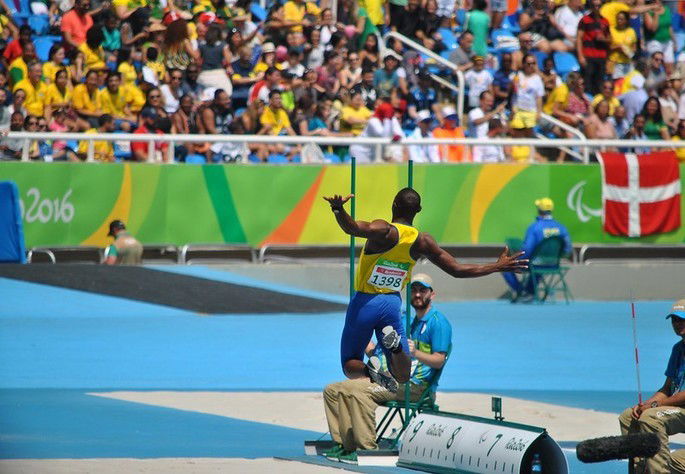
[408,110,439,163]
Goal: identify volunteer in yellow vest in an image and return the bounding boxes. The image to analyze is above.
[323,189,528,391]
[13,61,47,117]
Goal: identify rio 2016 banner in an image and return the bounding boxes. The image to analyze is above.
[1,162,684,248]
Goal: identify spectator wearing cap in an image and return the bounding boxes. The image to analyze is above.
[349,100,405,163]
[432,105,468,163]
[408,110,439,163]
[77,114,115,161]
[620,71,648,126]
[254,42,279,76]
[464,55,493,111]
[196,23,232,93]
[618,299,685,474]
[502,197,572,300]
[468,90,507,163]
[131,106,169,162]
[104,220,143,265]
[408,71,439,125]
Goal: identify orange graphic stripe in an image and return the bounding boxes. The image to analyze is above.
[260,169,326,245]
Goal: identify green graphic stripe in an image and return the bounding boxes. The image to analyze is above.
[439,165,482,242]
[203,165,247,243]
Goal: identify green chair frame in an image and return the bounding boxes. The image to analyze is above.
[375,344,452,445]
[517,236,572,304]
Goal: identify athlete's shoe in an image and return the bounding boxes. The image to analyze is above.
[322,444,344,460]
[338,450,358,464]
[381,325,401,352]
[366,356,399,393]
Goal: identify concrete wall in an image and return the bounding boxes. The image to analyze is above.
[213,262,685,301]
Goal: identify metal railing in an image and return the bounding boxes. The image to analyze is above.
[538,113,589,163]
[383,31,466,121]
[8,131,685,164]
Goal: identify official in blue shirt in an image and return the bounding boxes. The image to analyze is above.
[618,299,685,473]
[502,197,572,297]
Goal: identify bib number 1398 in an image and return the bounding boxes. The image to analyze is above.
[368,259,409,291]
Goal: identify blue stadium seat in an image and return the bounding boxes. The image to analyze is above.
[672,11,682,32]
[676,31,685,53]
[533,51,547,69]
[267,153,289,163]
[553,51,580,77]
[455,9,467,28]
[505,12,521,33]
[250,3,267,22]
[438,27,457,49]
[323,152,339,163]
[185,154,207,164]
[248,153,261,163]
[34,36,58,62]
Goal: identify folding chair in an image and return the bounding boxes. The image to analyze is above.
[375,344,452,445]
[518,236,572,304]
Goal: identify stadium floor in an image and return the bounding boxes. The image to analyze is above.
[0,264,679,473]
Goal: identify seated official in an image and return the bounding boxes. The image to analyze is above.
[322,274,452,463]
[618,300,685,474]
[502,197,572,299]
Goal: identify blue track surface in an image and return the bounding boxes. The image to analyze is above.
[0,266,678,473]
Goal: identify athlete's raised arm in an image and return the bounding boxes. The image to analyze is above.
[323,194,394,241]
[415,232,529,277]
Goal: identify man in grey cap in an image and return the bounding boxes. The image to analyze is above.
[618,299,685,473]
[104,220,143,265]
[322,273,452,463]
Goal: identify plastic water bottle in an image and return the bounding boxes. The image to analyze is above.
[531,453,542,473]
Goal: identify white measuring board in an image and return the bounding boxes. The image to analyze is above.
[397,412,568,473]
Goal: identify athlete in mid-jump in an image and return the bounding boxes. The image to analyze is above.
[324,188,528,391]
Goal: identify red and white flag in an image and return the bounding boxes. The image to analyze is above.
[597,151,681,237]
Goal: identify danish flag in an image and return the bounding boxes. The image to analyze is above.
[597,151,681,237]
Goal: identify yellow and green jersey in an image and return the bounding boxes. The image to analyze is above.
[355,223,418,294]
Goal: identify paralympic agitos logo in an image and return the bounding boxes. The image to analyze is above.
[566,181,602,223]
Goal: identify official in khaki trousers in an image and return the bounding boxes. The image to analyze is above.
[322,274,452,462]
[618,299,685,474]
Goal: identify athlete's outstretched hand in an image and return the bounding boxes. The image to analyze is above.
[495,246,529,273]
[323,194,354,211]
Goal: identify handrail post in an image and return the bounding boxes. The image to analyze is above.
[147,140,155,162]
[87,140,95,162]
[21,139,29,161]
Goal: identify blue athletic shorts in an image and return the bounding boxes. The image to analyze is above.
[340,291,410,368]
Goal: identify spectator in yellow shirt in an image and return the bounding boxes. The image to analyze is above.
[43,45,71,85]
[608,11,636,79]
[673,120,685,163]
[13,61,47,117]
[592,80,621,116]
[8,41,36,85]
[77,114,116,162]
[97,71,137,129]
[77,26,107,74]
[259,90,299,160]
[44,69,73,121]
[72,69,102,127]
[340,91,372,136]
[283,0,321,32]
[600,0,656,28]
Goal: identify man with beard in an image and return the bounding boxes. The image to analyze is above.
[321,273,452,463]
[0,112,26,160]
[201,88,235,161]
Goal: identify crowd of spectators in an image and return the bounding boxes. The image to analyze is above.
[0,0,683,163]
